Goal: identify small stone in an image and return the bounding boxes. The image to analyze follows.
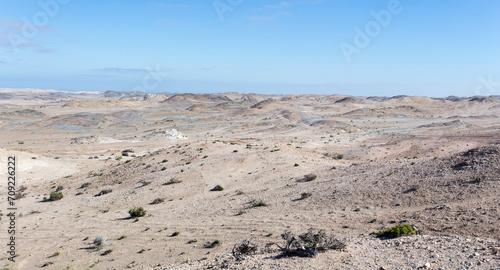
[424,262,431,268]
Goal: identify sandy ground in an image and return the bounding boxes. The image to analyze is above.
[0,90,499,269]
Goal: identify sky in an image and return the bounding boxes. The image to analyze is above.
[0,0,499,97]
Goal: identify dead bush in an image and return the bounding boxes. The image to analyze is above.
[164,178,182,185]
[270,229,346,257]
[232,239,259,260]
[298,174,317,182]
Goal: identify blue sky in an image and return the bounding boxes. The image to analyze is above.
[0,0,499,97]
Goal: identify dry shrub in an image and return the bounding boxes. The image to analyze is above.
[274,229,346,257]
[232,240,259,260]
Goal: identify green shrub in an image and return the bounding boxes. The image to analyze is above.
[129,207,146,217]
[374,224,416,238]
[475,177,482,183]
[210,185,224,191]
[48,191,63,201]
[251,200,267,207]
[334,154,344,160]
[300,192,312,200]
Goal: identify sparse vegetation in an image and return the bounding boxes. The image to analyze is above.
[251,200,267,207]
[80,182,91,189]
[268,229,346,257]
[93,235,109,250]
[294,163,299,167]
[374,224,416,238]
[302,174,317,182]
[475,177,482,183]
[210,185,224,191]
[232,239,258,259]
[101,249,113,256]
[42,261,54,267]
[404,185,419,193]
[164,177,182,185]
[138,180,151,187]
[49,251,61,258]
[205,239,221,248]
[129,207,146,217]
[48,191,63,201]
[95,189,112,197]
[171,231,180,237]
[118,234,127,240]
[334,153,344,160]
[150,198,165,204]
[300,192,312,200]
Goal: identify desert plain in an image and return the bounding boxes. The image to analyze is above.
[0,88,499,269]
